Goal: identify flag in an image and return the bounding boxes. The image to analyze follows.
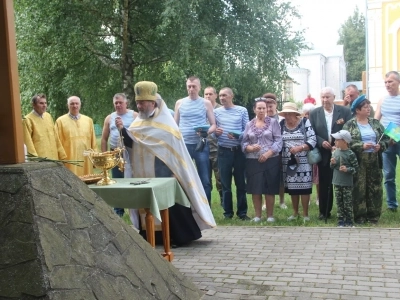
[384,122,400,142]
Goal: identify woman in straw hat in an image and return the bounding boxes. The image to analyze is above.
[279,102,317,222]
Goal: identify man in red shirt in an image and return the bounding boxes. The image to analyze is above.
[303,94,316,105]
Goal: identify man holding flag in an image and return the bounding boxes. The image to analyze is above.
[375,71,400,212]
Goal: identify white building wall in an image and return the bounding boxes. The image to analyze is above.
[287,46,346,106]
[367,0,386,105]
[287,68,309,102]
[295,54,327,105]
[325,56,347,98]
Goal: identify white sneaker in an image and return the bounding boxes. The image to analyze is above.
[287,215,298,221]
[303,216,310,222]
[251,217,261,223]
[266,217,275,223]
[316,199,319,206]
[262,205,266,211]
[280,203,288,209]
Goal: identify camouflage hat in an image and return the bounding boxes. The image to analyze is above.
[134,81,158,101]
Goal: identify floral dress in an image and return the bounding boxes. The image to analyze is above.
[280,118,317,195]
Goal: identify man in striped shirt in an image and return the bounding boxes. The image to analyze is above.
[174,76,216,204]
[214,88,250,220]
[375,71,400,212]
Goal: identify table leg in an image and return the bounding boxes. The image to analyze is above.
[160,209,174,262]
[144,208,155,248]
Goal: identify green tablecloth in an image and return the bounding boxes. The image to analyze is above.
[89,178,190,221]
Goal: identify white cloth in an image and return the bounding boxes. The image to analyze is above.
[324,108,333,143]
[127,98,216,230]
[123,146,140,229]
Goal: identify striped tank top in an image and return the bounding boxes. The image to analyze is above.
[178,97,207,144]
[109,110,135,148]
[380,95,400,127]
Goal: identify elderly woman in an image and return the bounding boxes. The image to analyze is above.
[261,93,287,209]
[343,95,389,224]
[279,102,317,222]
[303,103,320,206]
[241,98,282,222]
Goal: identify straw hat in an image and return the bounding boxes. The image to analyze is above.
[134,81,158,101]
[278,102,301,116]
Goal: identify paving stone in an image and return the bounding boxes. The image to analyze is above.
[171,226,400,300]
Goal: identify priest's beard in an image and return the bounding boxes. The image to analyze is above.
[138,111,152,119]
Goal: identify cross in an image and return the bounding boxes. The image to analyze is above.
[0,0,25,164]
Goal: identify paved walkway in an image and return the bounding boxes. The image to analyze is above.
[169,226,400,299]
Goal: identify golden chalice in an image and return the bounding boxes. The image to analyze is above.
[86,148,125,185]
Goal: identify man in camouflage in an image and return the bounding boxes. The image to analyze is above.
[204,86,222,205]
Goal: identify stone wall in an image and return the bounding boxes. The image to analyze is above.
[0,162,202,299]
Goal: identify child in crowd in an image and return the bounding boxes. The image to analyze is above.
[330,130,359,227]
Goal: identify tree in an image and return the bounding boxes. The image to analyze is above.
[337,7,365,82]
[14,0,307,122]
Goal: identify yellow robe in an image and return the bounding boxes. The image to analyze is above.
[23,111,66,160]
[55,114,97,176]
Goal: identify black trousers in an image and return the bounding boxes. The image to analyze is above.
[318,162,334,217]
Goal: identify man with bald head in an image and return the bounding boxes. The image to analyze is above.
[55,96,97,176]
[344,84,374,117]
[214,87,250,220]
[204,86,223,204]
[309,87,352,220]
[174,76,216,204]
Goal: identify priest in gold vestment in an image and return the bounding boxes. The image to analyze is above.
[23,94,67,160]
[55,96,97,176]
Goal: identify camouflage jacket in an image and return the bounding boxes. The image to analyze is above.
[208,102,222,153]
[343,117,390,169]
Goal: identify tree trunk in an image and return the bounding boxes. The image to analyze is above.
[121,0,135,108]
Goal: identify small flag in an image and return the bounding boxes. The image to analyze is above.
[384,122,400,142]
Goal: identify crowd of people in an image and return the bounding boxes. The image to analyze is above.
[22,71,400,241]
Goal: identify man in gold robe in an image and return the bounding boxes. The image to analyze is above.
[23,94,67,160]
[55,96,97,176]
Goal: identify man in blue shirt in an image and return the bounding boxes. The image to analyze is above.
[214,87,250,220]
[375,71,400,212]
[174,77,216,204]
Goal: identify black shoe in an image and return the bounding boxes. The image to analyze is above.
[239,215,251,221]
[388,207,397,212]
[318,213,331,220]
[224,215,233,220]
[337,220,345,227]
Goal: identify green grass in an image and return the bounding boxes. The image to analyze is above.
[209,164,400,228]
[96,137,400,228]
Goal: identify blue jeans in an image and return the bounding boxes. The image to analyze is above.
[383,143,400,208]
[185,143,212,204]
[218,147,247,218]
[111,166,125,217]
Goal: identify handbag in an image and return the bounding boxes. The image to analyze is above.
[307,147,321,165]
[300,118,322,164]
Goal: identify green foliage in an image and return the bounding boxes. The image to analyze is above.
[14,0,307,122]
[337,7,365,82]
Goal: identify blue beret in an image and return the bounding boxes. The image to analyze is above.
[350,94,366,113]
